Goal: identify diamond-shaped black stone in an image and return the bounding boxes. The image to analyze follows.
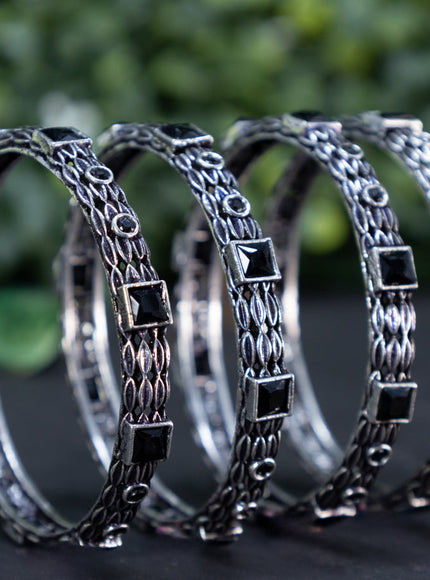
[128,284,170,327]
[379,249,417,287]
[257,376,292,418]
[129,424,172,463]
[40,127,87,142]
[159,123,207,141]
[236,241,277,280]
[376,385,415,422]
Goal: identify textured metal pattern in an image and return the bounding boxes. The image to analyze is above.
[0,127,170,547]
[64,122,291,541]
[342,111,430,510]
[220,114,417,520]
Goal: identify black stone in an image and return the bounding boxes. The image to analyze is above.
[194,233,212,264]
[292,111,330,123]
[381,112,416,121]
[124,484,148,503]
[379,249,417,287]
[257,376,292,418]
[40,127,86,142]
[159,123,207,141]
[195,348,211,375]
[128,284,170,327]
[227,197,246,212]
[224,195,249,216]
[236,241,277,280]
[130,424,171,463]
[376,385,414,422]
[87,378,100,402]
[365,185,386,204]
[116,215,138,234]
[87,166,112,181]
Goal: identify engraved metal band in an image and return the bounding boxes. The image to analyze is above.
[62,122,293,541]
[0,126,172,548]
[214,114,417,520]
[341,111,430,510]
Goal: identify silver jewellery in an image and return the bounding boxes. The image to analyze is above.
[0,127,173,548]
[210,113,417,520]
[62,122,293,542]
[339,111,430,510]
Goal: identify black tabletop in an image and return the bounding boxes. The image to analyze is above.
[1,293,430,580]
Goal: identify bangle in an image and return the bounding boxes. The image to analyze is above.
[342,110,430,510]
[0,126,173,548]
[62,122,293,542]
[216,113,417,520]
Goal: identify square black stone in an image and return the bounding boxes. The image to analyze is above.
[228,238,281,285]
[73,264,88,289]
[155,123,212,149]
[257,376,292,418]
[131,424,171,463]
[121,281,172,330]
[245,374,294,421]
[122,422,173,464]
[292,111,330,123]
[159,123,207,141]
[376,385,415,422]
[379,248,417,288]
[40,127,89,143]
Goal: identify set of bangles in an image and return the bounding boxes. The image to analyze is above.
[0,111,427,549]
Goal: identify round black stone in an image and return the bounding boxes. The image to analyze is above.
[224,195,249,216]
[254,460,275,479]
[364,185,386,204]
[368,446,390,465]
[117,215,137,233]
[124,484,149,504]
[87,166,112,182]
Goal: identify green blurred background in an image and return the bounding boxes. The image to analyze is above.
[1,0,430,373]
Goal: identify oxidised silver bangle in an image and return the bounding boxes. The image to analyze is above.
[341,110,430,511]
[61,122,294,542]
[0,126,173,549]
[210,113,417,521]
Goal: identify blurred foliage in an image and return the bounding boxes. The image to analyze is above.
[1,0,430,371]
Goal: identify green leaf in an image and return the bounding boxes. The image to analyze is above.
[0,287,60,375]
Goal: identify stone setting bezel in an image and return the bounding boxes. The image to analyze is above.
[225,238,281,286]
[368,246,418,292]
[33,127,92,153]
[245,373,294,422]
[120,420,173,465]
[118,280,172,331]
[366,380,417,424]
[154,123,213,150]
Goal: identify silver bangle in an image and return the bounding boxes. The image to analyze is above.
[340,110,430,510]
[62,122,294,542]
[0,127,174,548]
[193,112,417,521]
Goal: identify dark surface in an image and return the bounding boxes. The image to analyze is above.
[1,293,430,580]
